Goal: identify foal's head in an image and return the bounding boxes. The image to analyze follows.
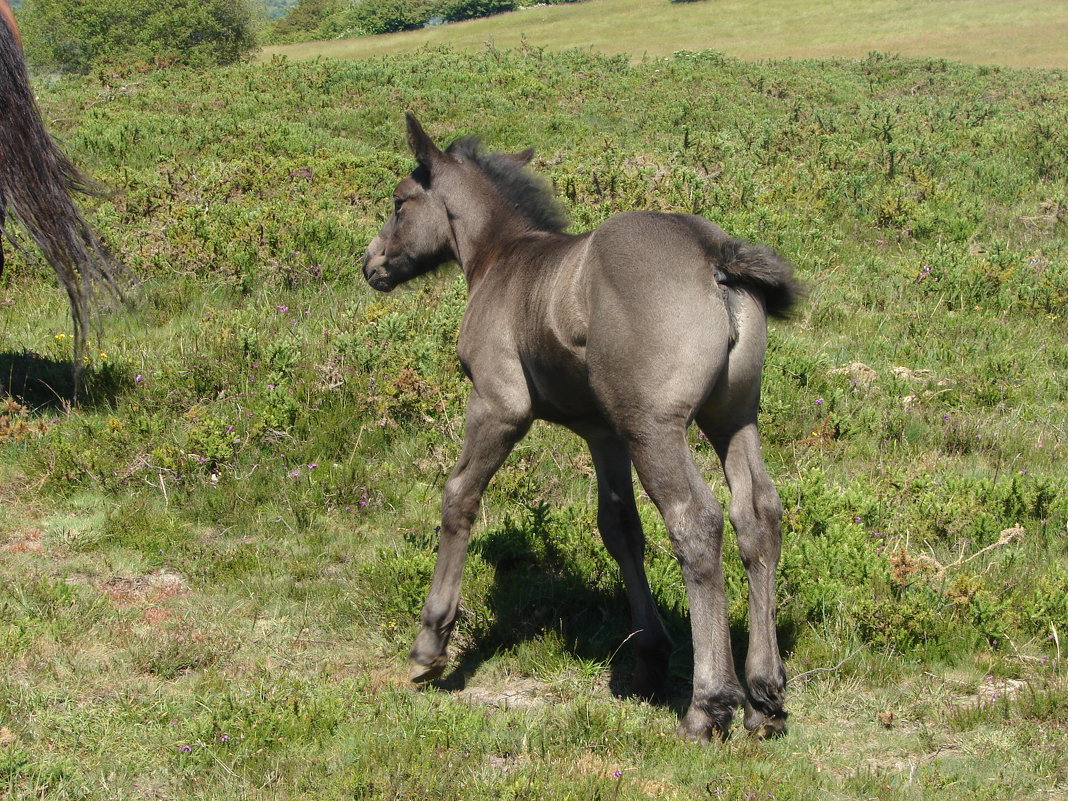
[362,114,566,292]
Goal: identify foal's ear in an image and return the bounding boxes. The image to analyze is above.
[502,148,535,167]
[406,113,443,170]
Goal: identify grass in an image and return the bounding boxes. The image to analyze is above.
[0,39,1067,801]
[261,0,1068,69]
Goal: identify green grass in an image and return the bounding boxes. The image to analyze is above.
[0,43,1066,799]
[262,0,1068,69]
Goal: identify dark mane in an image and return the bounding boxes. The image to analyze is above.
[446,135,569,233]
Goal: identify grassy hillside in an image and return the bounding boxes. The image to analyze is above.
[263,0,1068,69]
[0,46,1066,799]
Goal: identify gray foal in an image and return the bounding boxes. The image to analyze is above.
[364,114,800,742]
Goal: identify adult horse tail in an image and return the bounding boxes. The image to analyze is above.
[0,12,129,381]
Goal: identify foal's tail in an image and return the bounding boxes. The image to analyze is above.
[715,238,802,320]
[0,15,130,368]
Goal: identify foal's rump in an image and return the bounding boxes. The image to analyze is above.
[585,211,798,317]
[580,211,798,420]
[583,210,798,336]
[663,213,800,320]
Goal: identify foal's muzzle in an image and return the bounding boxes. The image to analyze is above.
[362,250,395,293]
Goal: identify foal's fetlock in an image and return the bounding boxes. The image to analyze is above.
[408,628,449,683]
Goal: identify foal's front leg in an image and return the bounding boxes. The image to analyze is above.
[409,392,530,682]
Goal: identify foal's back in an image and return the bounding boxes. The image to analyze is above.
[542,211,762,430]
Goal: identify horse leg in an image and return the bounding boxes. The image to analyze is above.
[627,426,744,741]
[587,433,673,699]
[409,393,530,682]
[700,414,788,738]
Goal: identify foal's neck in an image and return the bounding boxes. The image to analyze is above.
[446,192,532,289]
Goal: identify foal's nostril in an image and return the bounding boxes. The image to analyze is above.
[362,249,383,281]
[362,251,394,292]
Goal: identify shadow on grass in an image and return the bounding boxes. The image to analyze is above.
[0,350,132,410]
[425,505,799,719]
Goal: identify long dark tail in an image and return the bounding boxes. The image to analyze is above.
[716,238,802,319]
[0,16,129,372]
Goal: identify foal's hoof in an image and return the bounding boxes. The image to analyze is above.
[408,629,449,683]
[676,707,732,743]
[743,705,788,740]
[408,655,448,684]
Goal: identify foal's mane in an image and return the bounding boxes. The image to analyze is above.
[446,136,569,233]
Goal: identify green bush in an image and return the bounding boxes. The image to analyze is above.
[269,0,345,39]
[350,0,433,34]
[437,0,515,23]
[20,0,257,73]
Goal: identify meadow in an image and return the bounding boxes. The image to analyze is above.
[263,0,1068,69]
[0,40,1067,800]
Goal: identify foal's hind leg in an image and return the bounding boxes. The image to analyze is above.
[700,414,788,738]
[587,434,673,699]
[625,426,745,741]
[409,392,530,682]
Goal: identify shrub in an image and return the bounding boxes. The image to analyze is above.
[437,0,515,23]
[20,0,257,73]
[350,0,434,34]
[271,0,345,38]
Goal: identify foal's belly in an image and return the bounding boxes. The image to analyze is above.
[524,350,602,428]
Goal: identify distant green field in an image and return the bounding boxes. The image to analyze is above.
[263,0,1068,68]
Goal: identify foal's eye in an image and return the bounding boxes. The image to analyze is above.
[393,197,404,214]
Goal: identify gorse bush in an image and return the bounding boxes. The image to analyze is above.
[20,0,257,72]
